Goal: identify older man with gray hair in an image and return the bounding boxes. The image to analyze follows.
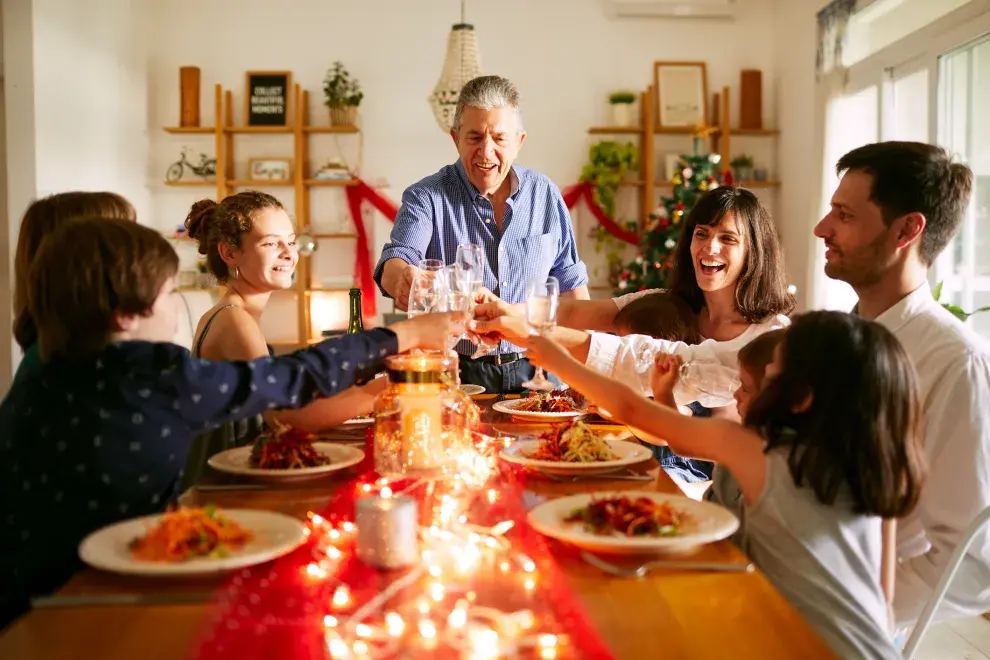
[374,75,589,392]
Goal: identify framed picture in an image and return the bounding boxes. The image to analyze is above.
[654,61,708,129]
[245,70,292,127]
[248,157,292,182]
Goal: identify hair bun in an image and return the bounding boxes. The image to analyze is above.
[185,199,218,251]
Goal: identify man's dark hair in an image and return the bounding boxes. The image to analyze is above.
[836,142,973,265]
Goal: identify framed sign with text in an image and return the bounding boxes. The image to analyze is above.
[245,71,292,127]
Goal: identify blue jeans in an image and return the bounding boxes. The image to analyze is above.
[648,402,715,482]
[458,355,561,395]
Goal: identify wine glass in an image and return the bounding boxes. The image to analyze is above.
[678,361,741,408]
[407,259,446,319]
[521,276,560,392]
[455,244,486,299]
[443,264,472,351]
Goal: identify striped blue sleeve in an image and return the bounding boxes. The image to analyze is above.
[547,186,589,293]
[373,186,433,295]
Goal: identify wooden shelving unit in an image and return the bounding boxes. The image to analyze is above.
[162,81,363,350]
[586,83,780,228]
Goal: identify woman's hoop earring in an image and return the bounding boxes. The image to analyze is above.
[232,266,240,281]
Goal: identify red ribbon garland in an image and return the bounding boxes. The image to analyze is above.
[344,178,641,317]
[561,182,641,245]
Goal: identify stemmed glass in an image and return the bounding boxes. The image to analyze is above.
[452,244,497,359]
[520,276,559,392]
[455,244,486,298]
[678,361,741,408]
[443,264,473,351]
[407,259,446,318]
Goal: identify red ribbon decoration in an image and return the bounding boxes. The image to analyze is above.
[344,182,397,319]
[344,178,640,317]
[561,182,641,245]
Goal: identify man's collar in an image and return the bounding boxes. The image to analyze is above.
[453,160,520,201]
[867,282,937,334]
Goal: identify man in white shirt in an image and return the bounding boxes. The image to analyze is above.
[815,141,990,627]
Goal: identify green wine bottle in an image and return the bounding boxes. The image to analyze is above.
[346,287,364,334]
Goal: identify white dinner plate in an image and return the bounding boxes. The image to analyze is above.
[492,398,586,422]
[499,438,652,475]
[527,492,739,555]
[79,509,307,576]
[341,416,375,426]
[207,443,365,481]
[460,384,486,396]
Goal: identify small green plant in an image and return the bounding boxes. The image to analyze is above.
[609,91,637,105]
[579,141,639,285]
[579,141,638,218]
[323,61,363,109]
[729,154,753,168]
[933,281,990,322]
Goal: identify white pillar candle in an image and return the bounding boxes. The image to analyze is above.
[355,495,419,569]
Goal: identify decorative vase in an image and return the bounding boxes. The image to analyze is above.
[611,102,633,127]
[329,105,357,126]
[372,352,479,479]
[179,66,200,127]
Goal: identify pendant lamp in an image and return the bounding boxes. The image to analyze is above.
[428,0,483,133]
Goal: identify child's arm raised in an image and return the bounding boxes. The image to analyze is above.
[527,335,767,503]
[142,314,462,432]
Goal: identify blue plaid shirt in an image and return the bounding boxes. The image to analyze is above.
[374,160,588,354]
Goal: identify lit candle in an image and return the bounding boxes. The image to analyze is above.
[399,382,446,473]
[355,494,418,569]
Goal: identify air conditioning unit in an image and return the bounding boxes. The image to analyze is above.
[603,0,737,19]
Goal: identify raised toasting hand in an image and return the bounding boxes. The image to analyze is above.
[390,312,468,352]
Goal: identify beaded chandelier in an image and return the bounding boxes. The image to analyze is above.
[428,1,483,132]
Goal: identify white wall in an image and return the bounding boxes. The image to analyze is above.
[2,0,38,390]
[31,0,149,216]
[771,0,820,312]
[1,0,149,391]
[145,0,781,328]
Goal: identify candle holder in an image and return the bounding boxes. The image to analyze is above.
[355,494,418,569]
[373,352,479,478]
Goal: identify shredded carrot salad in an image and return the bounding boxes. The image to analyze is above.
[527,421,617,463]
[129,506,253,562]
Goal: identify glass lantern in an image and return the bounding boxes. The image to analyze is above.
[373,351,480,479]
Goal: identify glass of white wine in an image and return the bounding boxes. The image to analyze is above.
[407,259,445,319]
[521,275,559,392]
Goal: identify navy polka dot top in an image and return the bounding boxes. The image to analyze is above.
[0,328,397,626]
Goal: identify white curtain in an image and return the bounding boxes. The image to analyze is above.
[809,0,860,311]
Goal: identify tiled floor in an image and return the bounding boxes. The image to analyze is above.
[915,616,990,659]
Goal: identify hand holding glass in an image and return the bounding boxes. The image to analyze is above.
[521,276,560,392]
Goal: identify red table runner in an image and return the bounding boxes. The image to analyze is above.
[187,432,615,659]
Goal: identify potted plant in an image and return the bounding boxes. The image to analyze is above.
[323,61,363,126]
[609,91,637,127]
[729,154,754,182]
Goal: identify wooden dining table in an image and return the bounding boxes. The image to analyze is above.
[0,394,836,659]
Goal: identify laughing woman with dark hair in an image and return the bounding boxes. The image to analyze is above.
[472,186,796,484]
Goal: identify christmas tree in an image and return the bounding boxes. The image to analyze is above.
[616,133,725,295]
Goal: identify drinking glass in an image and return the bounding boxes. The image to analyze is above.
[455,244,486,298]
[521,276,559,392]
[678,361,741,408]
[443,264,472,351]
[407,259,446,318]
